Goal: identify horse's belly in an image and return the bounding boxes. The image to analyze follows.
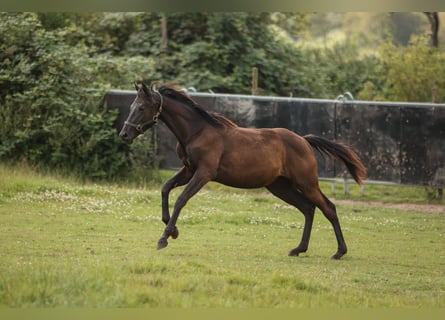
[214,174,275,189]
[214,157,282,188]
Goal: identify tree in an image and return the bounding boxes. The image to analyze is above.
[119,13,315,95]
[360,35,445,102]
[424,12,439,47]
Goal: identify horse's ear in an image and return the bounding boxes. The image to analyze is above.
[134,81,140,91]
[141,82,151,96]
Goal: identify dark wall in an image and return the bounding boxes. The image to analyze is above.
[101,90,445,187]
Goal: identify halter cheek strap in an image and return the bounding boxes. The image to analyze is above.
[125,91,163,133]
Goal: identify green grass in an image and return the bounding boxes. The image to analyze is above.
[0,164,444,307]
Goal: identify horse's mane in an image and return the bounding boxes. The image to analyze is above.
[158,85,237,128]
[210,112,238,128]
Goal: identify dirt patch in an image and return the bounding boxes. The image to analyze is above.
[334,199,445,214]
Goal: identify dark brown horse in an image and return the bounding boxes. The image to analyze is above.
[119,82,367,259]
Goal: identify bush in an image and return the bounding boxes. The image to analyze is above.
[382,35,445,102]
[359,35,445,102]
[0,13,131,179]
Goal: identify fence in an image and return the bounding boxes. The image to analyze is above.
[100,90,445,189]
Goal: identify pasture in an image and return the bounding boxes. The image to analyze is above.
[0,164,444,307]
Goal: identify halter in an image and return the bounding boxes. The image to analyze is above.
[124,90,163,133]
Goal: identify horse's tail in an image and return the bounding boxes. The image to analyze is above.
[304,134,368,185]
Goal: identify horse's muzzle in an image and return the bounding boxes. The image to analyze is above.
[119,130,134,144]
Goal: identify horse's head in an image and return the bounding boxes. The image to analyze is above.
[119,82,163,144]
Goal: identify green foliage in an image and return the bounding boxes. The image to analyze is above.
[0,13,130,179]
[124,131,163,185]
[325,46,369,95]
[90,55,160,90]
[359,35,445,102]
[115,12,321,96]
[309,42,384,99]
[382,35,445,102]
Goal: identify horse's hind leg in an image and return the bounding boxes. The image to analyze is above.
[304,188,347,259]
[322,194,347,259]
[266,177,316,257]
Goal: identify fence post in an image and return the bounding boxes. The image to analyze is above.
[432,85,443,200]
[343,177,349,195]
[251,67,258,95]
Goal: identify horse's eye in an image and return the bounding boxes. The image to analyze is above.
[138,106,144,111]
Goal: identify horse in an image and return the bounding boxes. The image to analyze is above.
[119,82,367,259]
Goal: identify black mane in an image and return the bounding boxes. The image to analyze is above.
[159,86,224,127]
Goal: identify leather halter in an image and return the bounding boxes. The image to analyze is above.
[124,90,163,132]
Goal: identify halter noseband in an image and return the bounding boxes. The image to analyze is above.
[124,90,163,133]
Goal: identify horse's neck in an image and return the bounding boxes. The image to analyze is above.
[159,98,206,147]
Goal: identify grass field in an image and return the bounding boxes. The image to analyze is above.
[0,164,444,307]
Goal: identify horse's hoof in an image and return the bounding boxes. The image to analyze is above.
[288,247,306,257]
[331,252,346,260]
[288,249,301,257]
[171,227,179,239]
[157,238,168,250]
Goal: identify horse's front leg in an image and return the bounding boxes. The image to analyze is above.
[161,166,193,240]
[157,169,211,250]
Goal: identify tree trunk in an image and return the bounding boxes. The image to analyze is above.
[424,12,439,48]
[161,14,168,50]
